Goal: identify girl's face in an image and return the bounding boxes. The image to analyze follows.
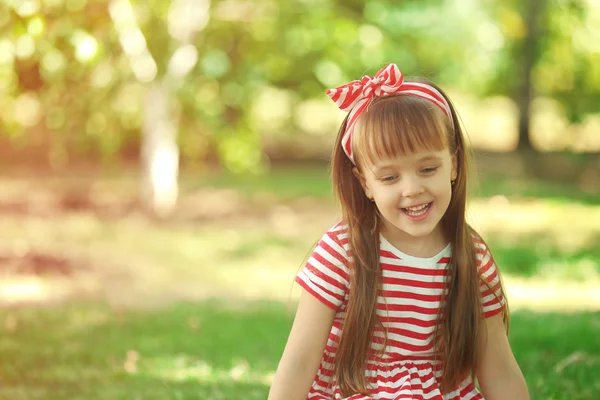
[355,148,457,248]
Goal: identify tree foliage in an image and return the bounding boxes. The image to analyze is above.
[0,0,598,170]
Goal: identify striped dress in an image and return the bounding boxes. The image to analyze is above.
[295,222,505,400]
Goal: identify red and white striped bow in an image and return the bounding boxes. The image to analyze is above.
[326,63,453,163]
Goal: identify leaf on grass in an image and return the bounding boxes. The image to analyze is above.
[554,351,586,373]
[187,316,199,330]
[5,314,17,332]
[124,350,140,374]
[229,360,249,381]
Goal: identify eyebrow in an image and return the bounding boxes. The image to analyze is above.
[417,155,443,162]
[373,155,443,171]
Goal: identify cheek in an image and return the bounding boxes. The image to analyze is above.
[431,176,452,196]
[373,188,395,204]
[436,170,453,186]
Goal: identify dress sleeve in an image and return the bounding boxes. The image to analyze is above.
[295,229,351,311]
[475,238,506,318]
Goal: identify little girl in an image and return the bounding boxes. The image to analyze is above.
[268,64,529,400]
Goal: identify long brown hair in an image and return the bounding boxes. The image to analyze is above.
[330,82,508,396]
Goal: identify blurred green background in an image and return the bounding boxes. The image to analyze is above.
[0,0,599,399]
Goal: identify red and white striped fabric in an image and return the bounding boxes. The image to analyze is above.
[326,64,453,163]
[295,222,505,400]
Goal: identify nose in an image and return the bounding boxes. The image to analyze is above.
[400,175,424,197]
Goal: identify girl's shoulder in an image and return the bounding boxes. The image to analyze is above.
[311,220,352,263]
[469,228,500,279]
[469,227,492,256]
[312,220,350,255]
[323,220,349,242]
[331,219,348,233]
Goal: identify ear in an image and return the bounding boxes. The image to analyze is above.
[451,154,458,182]
[352,167,372,199]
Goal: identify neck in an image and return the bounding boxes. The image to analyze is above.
[380,222,447,258]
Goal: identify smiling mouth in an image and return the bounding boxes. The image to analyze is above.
[401,202,432,217]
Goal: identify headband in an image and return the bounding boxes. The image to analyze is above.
[326,63,453,163]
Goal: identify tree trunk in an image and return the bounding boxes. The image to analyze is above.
[141,81,179,218]
[517,0,544,151]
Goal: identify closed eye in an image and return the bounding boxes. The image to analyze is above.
[381,175,398,182]
[421,167,439,174]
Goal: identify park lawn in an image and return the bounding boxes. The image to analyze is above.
[0,300,599,400]
[188,160,599,206]
[0,161,598,399]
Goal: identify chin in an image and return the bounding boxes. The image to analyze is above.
[404,226,438,238]
[401,215,443,233]
[386,222,436,238]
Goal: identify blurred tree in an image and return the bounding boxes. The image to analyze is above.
[487,0,600,150]
[518,0,545,151]
[0,0,597,184]
[0,0,506,170]
[538,0,600,123]
[0,0,123,164]
[112,0,209,217]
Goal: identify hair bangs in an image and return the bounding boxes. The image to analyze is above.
[353,95,449,168]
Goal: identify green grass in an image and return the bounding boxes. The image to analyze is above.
[489,237,600,279]
[476,175,600,206]
[0,301,598,400]
[509,311,600,400]
[189,163,599,205]
[189,165,333,200]
[0,301,290,400]
[0,160,598,399]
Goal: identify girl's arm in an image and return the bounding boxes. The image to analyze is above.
[477,314,530,400]
[268,289,336,400]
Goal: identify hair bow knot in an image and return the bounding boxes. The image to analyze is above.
[326,63,452,163]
